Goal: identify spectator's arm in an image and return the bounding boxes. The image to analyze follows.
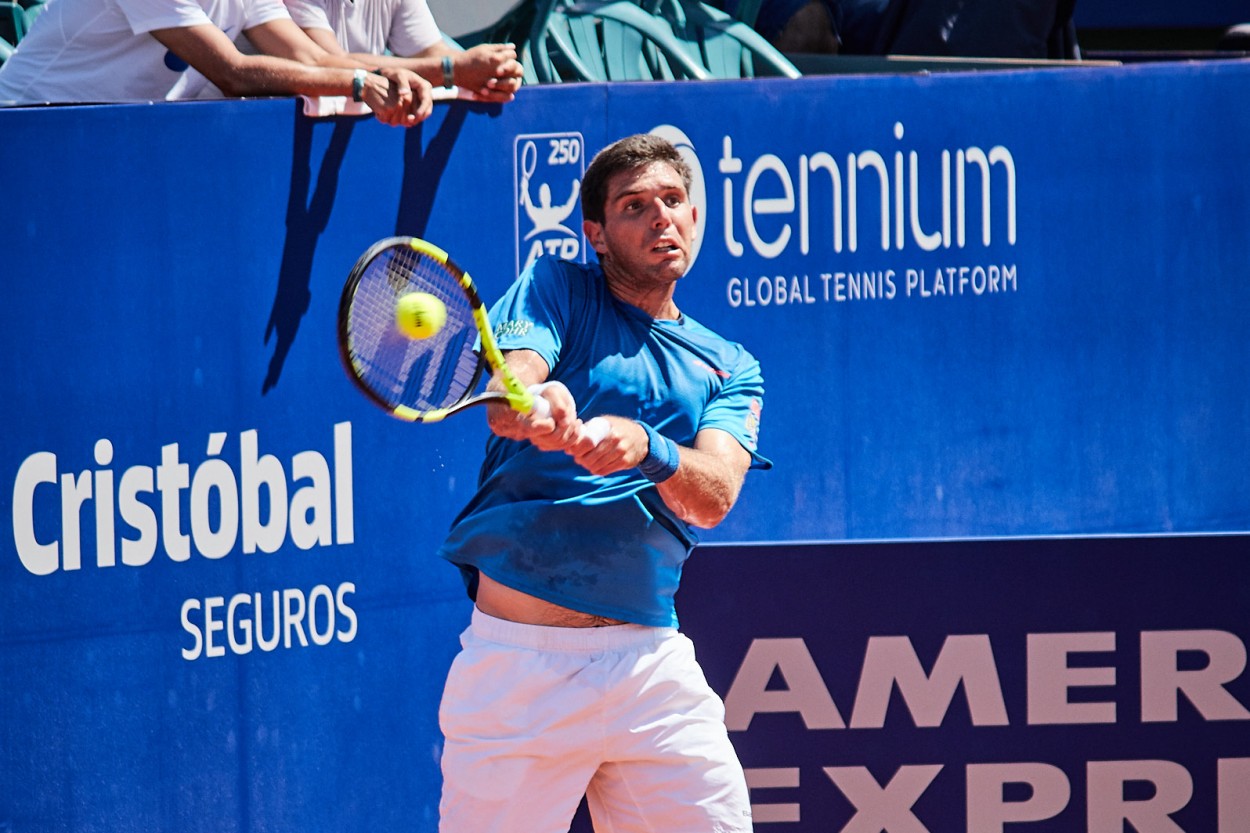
[243,16,355,67]
[149,23,432,126]
[293,27,523,103]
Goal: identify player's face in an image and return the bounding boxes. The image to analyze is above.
[584,161,698,288]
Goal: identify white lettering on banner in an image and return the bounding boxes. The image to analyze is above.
[850,635,1009,728]
[732,632,1250,828]
[714,124,1020,310]
[724,631,1250,730]
[746,759,1250,831]
[728,638,845,729]
[1141,630,1250,722]
[723,263,1017,308]
[966,762,1072,831]
[905,264,1018,297]
[11,422,355,575]
[718,124,1016,260]
[180,581,358,660]
[1027,631,1118,725]
[1088,760,1192,833]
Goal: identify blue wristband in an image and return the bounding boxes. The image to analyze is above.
[639,423,679,483]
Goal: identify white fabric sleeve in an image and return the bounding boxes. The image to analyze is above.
[386,0,443,57]
[283,0,333,32]
[117,0,290,35]
[242,0,293,30]
[115,0,213,35]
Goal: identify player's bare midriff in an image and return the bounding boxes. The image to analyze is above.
[475,572,629,627]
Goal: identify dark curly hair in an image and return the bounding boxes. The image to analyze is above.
[580,134,693,226]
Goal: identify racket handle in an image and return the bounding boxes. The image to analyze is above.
[581,417,610,446]
[528,392,552,419]
[527,384,608,447]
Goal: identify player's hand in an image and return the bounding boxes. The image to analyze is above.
[486,382,582,449]
[362,68,434,126]
[565,417,647,475]
[454,44,523,103]
[525,382,585,450]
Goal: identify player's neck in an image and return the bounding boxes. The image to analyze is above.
[602,260,681,320]
[610,284,680,321]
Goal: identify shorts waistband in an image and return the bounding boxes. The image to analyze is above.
[470,607,677,653]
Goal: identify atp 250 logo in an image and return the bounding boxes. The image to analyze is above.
[514,132,586,275]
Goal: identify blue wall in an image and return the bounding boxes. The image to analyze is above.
[3,60,1249,831]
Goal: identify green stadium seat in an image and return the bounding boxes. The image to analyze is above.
[0,1,26,48]
[463,0,799,84]
[640,0,801,78]
[530,0,712,82]
[22,0,44,26]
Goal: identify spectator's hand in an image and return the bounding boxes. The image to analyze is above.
[362,68,434,126]
[455,44,524,103]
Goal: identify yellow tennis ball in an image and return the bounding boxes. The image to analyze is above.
[395,292,446,340]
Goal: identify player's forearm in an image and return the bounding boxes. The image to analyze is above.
[653,444,746,529]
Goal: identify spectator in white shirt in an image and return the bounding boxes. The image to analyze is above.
[0,0,433,127]
[285,0,523,104]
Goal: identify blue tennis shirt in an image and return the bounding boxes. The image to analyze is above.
[438,257,770,627]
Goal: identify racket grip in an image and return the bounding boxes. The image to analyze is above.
[527,384,608,447]
[581,417,611,446]
[529,394,552,419]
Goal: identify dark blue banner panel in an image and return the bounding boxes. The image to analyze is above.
[1075,0,1247,29]
[682,535,1250,833]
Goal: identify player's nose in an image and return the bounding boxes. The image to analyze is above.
[649,198,675,227]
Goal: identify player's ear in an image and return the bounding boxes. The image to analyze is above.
[584,219,606,254]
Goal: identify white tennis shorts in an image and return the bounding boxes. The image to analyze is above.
[438,608,754,833]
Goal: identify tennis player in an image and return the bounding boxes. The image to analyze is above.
[437,133,771,832]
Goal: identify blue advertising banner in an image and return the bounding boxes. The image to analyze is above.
[593,66,1250,543]
[2,58,1249,831]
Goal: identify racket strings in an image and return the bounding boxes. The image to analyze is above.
[345,245,481,412]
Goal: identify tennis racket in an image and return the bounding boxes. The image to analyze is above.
[337,236,608,442]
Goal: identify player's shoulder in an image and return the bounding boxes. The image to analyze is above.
[527,255,603,291]
[679,312,743,349]
[676,313,761,374]
[532,254,600,277]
